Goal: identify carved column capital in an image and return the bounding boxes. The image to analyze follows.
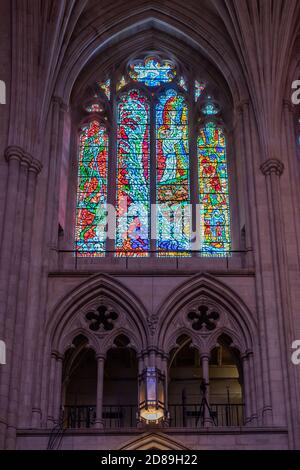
[260,158,284,176]
[95,353,106,362]
[5,145,42,174]
[5,145,24,163]
[51,350,64,361]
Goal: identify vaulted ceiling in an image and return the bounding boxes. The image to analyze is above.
[8,0,300,161]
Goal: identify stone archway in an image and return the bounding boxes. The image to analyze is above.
[120,432,190,450]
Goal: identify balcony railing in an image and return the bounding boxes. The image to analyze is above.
[63,403,245,429]
[63,405,138,429]
[168,403,245,427]
[64,405,96,429]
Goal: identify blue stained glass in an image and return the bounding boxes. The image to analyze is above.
[156,89,190,255]
[129,56,176,87]
[198,122,231,256]
[116,89,150,256]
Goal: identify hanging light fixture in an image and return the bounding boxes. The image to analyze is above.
[138,367,166,423]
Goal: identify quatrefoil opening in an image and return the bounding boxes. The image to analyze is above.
[85,305,118,332]
[187,305,219,331]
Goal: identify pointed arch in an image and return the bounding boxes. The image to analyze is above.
[45,273,149,355]
[55,10,246,105]
[155,272,256,354]
[119,432,190,450]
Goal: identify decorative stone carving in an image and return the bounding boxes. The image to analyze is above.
[187,305,220,331]
[260,158,284,176]
[5,145,43,174]
[85,305,118,332]
[147,314,159,336]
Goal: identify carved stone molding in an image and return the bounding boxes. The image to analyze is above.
[147,313,159,336]
[5,145,43,174]
[260,158,284,177]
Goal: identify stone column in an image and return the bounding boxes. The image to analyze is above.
[161,354,169,416]
[0,147,22,337]
[94,355,105,428]
[200,353,212,427]
[0,146,42,449]
[247,351,258,425]
[52,354,63,424]
[239,101,273,425]
[241,352,251,425]
[47,352,58,427]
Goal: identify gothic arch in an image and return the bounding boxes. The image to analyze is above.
[155,273,256,355]
[45,273,149,356]
[55,8,247,106]
[119,432,190,450]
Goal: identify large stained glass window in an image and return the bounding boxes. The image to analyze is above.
[116,89,150,256]
[198,122,231,255]
[75,121,108,256]
[75,55,232,257]
[156,89,190,255]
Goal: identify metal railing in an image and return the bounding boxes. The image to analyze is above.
[63,405,137,429]
[168,403,245,427]
[63,403,244,429]
[102,405,138,428]
[63,405,96,428]
[53,248,252,271]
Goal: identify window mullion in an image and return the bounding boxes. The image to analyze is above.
[106,75,117,256]
[150,95,157,257]
[189,79,199,256]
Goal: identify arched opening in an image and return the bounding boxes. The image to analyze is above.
[167,333,245,427]
[62,335,97,428]
[103,334,138,427]
[209,334,244,426]
[168,335,202,427]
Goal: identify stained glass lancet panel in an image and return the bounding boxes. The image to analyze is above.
[75,121,108,256]
[116,89,150,256]
[197,122,231,256]
[156,88,190,255]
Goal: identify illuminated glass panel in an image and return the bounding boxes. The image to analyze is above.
[117,75,128,91]
[195,80,205,101]
[129,56,176,87]
[116,89,150,256]
[85,103,103,113]
[75,121,108,256]
[178,76,187,91]
[202,102,219,115]
[198,122,231,256]
[98,79,110,100]
[156,89,190,255]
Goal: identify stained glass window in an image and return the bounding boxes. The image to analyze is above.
[116,89,150,256]
[129,56,176,87]
[156,89,190,255]
[202,102,219,115]
[195,80,205,102]
[98,79,111,100]
[75,121,108,256]
[117,76,128,91]
[198,122,231,256]
[178,77,187,91]
[75,56,232,258]
[85,103,103,113]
